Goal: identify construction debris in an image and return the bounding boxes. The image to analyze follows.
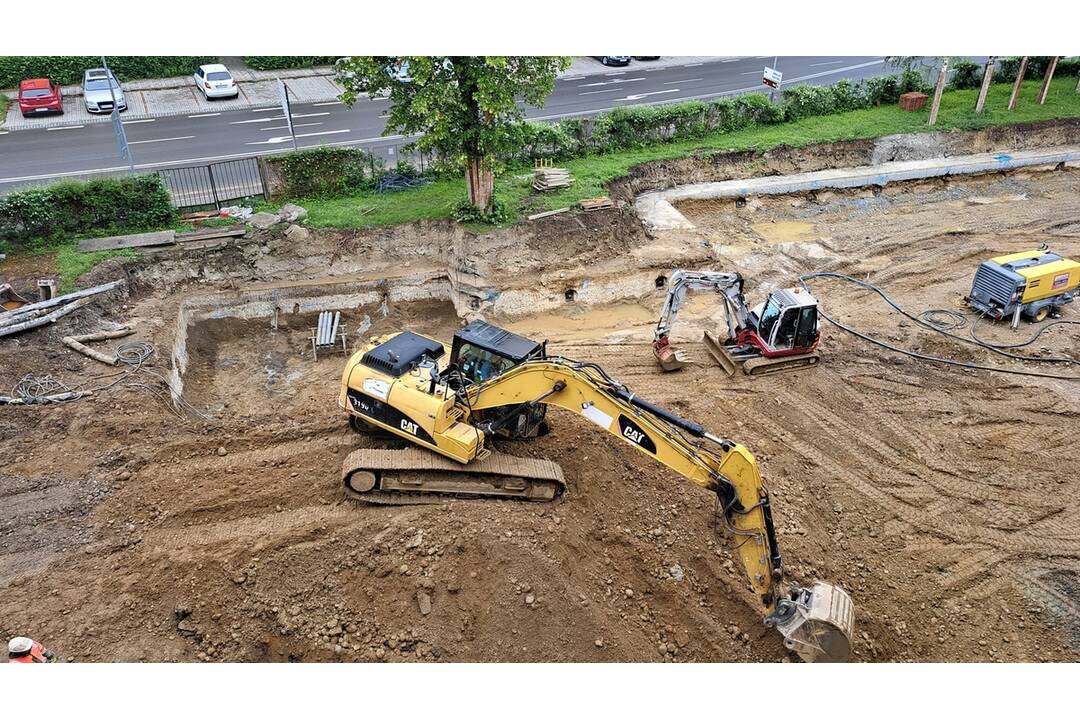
[62,327,135,366]
[0,280,124,338]
[579,196,615,212]
[533,167,573,192]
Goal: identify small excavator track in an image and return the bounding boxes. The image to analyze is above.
[341,447,566,505]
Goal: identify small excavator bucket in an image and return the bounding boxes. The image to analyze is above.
[773,582,855,663]
[653,341,690,372]
[702,330,739,376]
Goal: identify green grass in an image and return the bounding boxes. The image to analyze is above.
[54,246,136,293]
[0,93,9,127]
[291,77,1080,231]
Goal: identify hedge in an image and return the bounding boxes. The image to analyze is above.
[498,70,934,165]
[243,56,341,71]
[266,146,380,198]
[997,56,1080,84]
[0,175,176,250]
[950,60,983,90]
[0,57,219,89]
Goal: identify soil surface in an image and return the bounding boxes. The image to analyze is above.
[2,134,1079,663]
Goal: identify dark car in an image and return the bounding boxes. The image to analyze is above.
[632,56,661,61]
[593,56,631,67]
[18,78,63,117]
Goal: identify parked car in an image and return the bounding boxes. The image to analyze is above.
[194,64,239,99]
[632,56,661,61]
[82,68,126,114]
[18,78,63,117]
[593,56,632,67]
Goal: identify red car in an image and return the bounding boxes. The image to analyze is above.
[18,78,64,117]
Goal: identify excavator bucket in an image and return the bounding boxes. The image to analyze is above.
[702,330,739,376]
[653,340,689,372]
[772,582,855,663]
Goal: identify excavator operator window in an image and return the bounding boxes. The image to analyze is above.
[774,308,799,349]
[758,296,782,342]
[457,342,512,384]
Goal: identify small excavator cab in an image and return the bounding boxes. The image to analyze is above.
[755,290,819,352]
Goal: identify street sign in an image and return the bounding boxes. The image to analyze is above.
[762,67,783,89]
[110,109,130,162]
[277,79,297,151]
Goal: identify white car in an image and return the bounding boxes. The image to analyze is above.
[194,64,239,99]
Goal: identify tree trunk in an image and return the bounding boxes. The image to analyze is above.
[1008,56,1028,111]
[975,58,995,113]
[1038,56,1059,105]
[928,58,948,126]
[465,155,494,211]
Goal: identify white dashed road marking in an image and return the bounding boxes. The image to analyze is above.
[129,135,195,145]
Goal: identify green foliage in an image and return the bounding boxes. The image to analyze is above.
[0,175,175,248]
[271,147,379,198]
[997,56,1080,83]
[243,56,340,71]
[336,56,572,162]
[452,196,511,225]
[0,57,218,88]
[0,93,9,123]
[950,60,983,90]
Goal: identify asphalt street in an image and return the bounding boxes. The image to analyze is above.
[0,56,890,189]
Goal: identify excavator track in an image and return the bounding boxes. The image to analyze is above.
[703,330,820,376]
[742,352,821,376]
[341,447,566,505]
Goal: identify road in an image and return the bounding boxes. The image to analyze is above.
[0,56,889,189]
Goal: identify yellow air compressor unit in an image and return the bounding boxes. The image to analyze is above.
[965,248,1080,324]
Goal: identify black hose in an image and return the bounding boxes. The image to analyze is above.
[799,272,1080,381]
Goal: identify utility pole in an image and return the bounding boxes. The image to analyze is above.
[928,58,949,126]
[101,55,134,172]
[974,56,995,113]
[1037,56,1059,105]
[1008,56,1028,111]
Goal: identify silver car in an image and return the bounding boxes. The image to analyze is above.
[82,68,127,114]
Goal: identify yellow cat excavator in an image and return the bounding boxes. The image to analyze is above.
[338,320,854,662]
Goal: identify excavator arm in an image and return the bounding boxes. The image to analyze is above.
[462,357,854,661]
[653,270,754,371]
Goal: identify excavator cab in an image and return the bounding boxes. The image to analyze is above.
[448,320,549,438]
[753,289,820,352]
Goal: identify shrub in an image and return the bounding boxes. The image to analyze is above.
[270,147,379,197]
[0,175,175,248]
[243,57,340,71]
[0,56,218,88]
[950,59,983,90]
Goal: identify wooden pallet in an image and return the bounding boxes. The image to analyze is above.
[580,196,615,212]
[533,167,572,192]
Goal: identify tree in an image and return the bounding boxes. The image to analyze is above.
[336,56,571,213]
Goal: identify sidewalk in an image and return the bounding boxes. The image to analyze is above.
[2,57,742,132]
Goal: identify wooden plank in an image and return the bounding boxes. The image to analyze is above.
[176,226,246,243]
[527,207,571,221]
[77,230,176,253]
